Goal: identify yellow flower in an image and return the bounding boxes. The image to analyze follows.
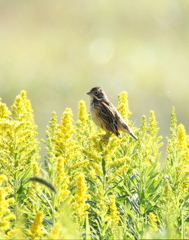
[148,212,158,232]
[0,175,7,184]
[104,136,122,163]
[32,162,40,176]
[85,168,98,181]
[170,106,177,137]
[109,156,131,167]
[54,109,80,164]
[56,157,65,184]
[110,195,120,228]
[59,108,75,140]
[70,160,89,170]
[82,149,102,162]
[186,136,189,148]
[178,124,187,149]
[89,161,103,175]
[140,115,147,137]
[0,188,8,216]
[0,101,11,119]
[78,100,88,123]
[55,157,70,203]
[6,197,15,204]
[72,174,90,224]
[0,180,16,234]
[149,111,159,137]
[109,164,130,181]
[12,90,34,119]
[0,91,40,188]
[117,91,132,123]
[5,227,18,239]
[1,221,9,231]
[29,211,46,239]
[4,214,16,221]
[44,111,58,166]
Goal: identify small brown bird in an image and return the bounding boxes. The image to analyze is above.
[87,87,138,140]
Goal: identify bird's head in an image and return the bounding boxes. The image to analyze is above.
[87,87,108,101]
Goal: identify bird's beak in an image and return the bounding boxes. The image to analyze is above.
[86,91,92,95]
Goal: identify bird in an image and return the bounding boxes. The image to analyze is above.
[86,87,138,140]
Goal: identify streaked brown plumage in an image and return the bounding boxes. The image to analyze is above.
[87,87,138,140]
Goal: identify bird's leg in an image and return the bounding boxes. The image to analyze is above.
[102,132,111,142]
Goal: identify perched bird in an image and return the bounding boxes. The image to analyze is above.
[87,87,138,140]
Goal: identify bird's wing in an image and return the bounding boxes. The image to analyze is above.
[97,101,120,136]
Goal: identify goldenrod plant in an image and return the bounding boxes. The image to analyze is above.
[0,91,189,239]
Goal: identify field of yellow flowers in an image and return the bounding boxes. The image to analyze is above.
[0,91,189,239]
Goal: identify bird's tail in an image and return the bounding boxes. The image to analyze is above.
[122,123,138,140]
[129,131,138,140]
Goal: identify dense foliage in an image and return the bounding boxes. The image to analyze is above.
[0,91,189,239]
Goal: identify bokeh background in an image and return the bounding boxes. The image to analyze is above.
[1,1,189,153]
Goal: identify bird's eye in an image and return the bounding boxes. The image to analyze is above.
[95,91,98,95]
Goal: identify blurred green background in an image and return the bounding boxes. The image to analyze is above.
[1,1,189,145]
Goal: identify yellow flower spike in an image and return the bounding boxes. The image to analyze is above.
[1,221,10,231]
[1,91,41,188]
[0,188,14,216]
[148,212,158,232]
[5,228,18,239]
[0,175,7,184]
[90,135,104,154]
[78,100,88,123]
[137,115,148,141]
[6,197,15,204]
[178,124,187,149]
[54,108,79,161]
[109,164,130,181]
[0,101,11,119]
[59,108,75,140]
[170,106,177,137]
[0,180,16,235]
[109,156,131,167]
[103,136,122,164]
[56,157,64,183]
[110,195,120,229]
[20,91,33,114]
[12,91,34,120]
[59,185,70,202]
[0,120,12,137]
[84,167,98,182]
[94,183,107,216]
[186,135,189,148]
[117,91,132,123]
[70,160,89,170]
[29,211,45,239]
[4,214,16,222]
[43,111,58,165]
[0,188,6,215]
[55,157,71,203]
[163,179,173,199]
[82,149,102,162]
[32,162,40,176]
[149,111,159,137]
[89,161,103,175]
[72,174,90,224]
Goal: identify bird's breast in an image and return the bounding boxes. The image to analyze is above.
[90,102,105,129]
